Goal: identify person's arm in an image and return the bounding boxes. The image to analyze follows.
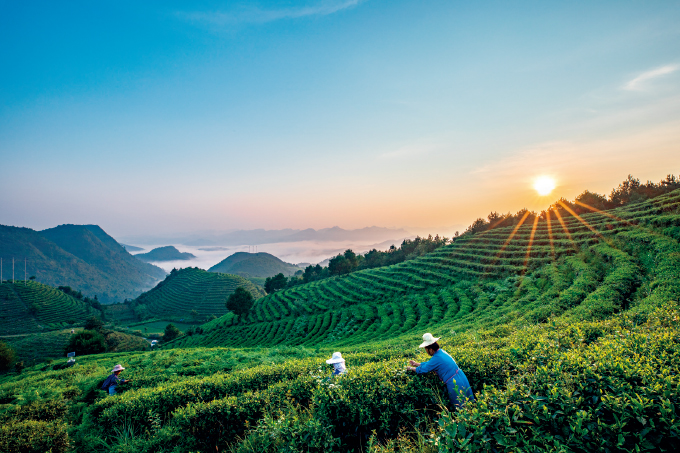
[413,353,441,374]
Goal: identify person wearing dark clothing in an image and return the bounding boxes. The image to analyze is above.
[101,364,131,395]
[406,333,474,408]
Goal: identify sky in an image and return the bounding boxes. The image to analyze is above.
[1,0,679,239]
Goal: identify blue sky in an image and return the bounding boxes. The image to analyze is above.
[1,0,679,237]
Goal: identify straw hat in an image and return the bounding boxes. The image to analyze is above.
[111,364,125,372]
[419,333,440,348]
[326,352,345,364]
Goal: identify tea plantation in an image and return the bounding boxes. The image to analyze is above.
[1,189,680,452]
[129,267,266,321]
[0,281,100,335]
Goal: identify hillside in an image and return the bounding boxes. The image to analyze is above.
[0,281,101,335]
[130,267,266,321]
[208,251,301,277]
[0,224,166,303]
[170,188,680,349]
[1,188,679,453]
[134,245,196,262]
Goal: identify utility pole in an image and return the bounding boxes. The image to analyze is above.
[1,257,3,283]
[13,257,15,283]
[25,258,27,283]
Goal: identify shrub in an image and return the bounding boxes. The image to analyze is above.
[0,341,16,372]
[0,420,70,453]
[163,324,181,342]
[64,330,107,356]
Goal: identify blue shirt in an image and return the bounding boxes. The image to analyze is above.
[415,349,458,383]
[416,348,475,407]
[101,373,121,390]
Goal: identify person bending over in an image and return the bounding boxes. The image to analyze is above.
[406,333,474,408]
[101,364,131,396]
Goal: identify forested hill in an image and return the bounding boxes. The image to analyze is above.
[208,252,301,277]
[0,224,166,304]
[134,245,196,262]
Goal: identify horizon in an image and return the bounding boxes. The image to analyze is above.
[1,1,679,237]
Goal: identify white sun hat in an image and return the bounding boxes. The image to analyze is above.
[326,352,345,364]
[111,364,125,372]
[419,333,440,348]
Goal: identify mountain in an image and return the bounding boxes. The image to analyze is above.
[130,267,266,320]
[208,252,301,277]
[121,244,144,252]
[281,226,411,243]
[118,226,412,247]
[134,246,196,262]
[0,224,166,304]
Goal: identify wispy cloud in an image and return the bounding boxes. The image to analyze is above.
[180,0,363,27]
[624,64,679,90]
[378,140,442,160]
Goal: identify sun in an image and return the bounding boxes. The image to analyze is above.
[534,176,556,196]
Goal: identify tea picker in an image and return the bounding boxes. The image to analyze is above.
[406,333,474,408]
[326,352,347,377]
[101,364,132,396]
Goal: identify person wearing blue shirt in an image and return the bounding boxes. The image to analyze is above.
[406,333,474,408]
[101,364,131,395]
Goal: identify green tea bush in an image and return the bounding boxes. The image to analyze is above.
[435,304,680,452]
[312,362,443,450]
[0,419,70,453]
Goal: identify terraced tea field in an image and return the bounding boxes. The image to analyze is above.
[130,267,266,321]
[2,189,679,453]
[0,281,100,335]
[169,189,680,350]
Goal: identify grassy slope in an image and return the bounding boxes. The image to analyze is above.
[1,190,679,452]
[0,281,98,335]
[208,252,301,277]
[131,267,266,320]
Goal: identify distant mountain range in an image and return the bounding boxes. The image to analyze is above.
[209,252,301,277]
[118,226,412,247]
[135,246,196,262]
[0,224,166,304]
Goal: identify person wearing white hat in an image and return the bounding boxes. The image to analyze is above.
[406,333,474,408]
[100,364,132,396]
[326,352,347,377]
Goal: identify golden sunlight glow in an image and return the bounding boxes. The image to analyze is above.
[533,176,556,196]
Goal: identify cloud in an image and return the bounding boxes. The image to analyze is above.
[180,0,363,27]
[378,139,444,160]
[624,64,679,90]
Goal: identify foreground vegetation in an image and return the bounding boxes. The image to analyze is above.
[1,181,679,452]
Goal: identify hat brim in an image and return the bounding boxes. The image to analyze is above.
[326,358,345,364]
[419,337,440,348]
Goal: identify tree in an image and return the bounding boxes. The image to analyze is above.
[0,341,16,372]
[190,309,200,321]
[226,287,255,316]
[65,330,107,356]
[264,273,288,294]
[84,316,104,331]
[163,323,182,342]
